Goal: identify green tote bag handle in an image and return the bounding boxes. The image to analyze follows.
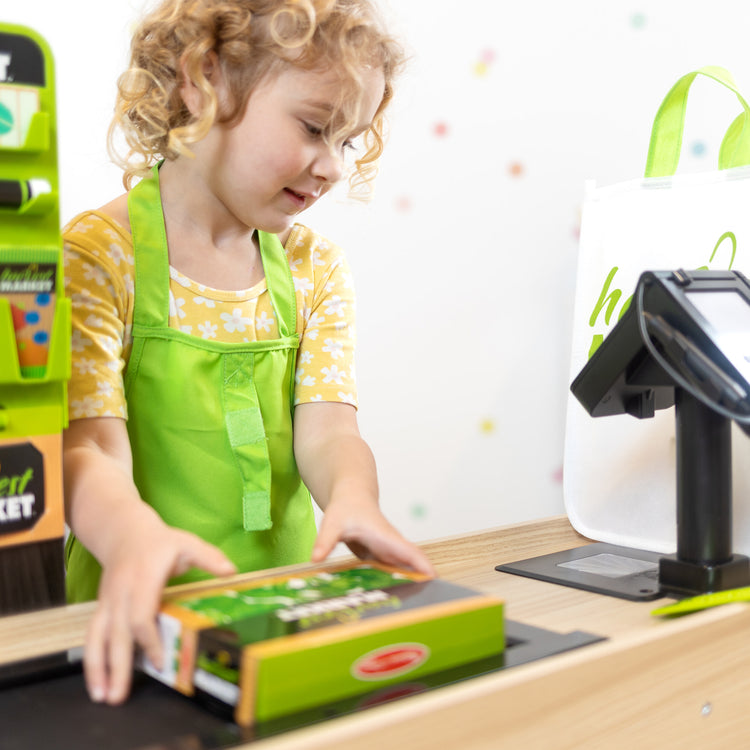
[645,65,750,178]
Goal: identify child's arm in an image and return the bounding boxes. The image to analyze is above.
[293,402,435,576]
[63,416,236,705]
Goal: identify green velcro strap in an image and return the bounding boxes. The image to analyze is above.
[223,353,272,531]
[243,489,273,530]
[226,407,266,447]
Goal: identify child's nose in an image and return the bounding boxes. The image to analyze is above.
[312,146,344,184]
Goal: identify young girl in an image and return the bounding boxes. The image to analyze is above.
[62,0,434,706]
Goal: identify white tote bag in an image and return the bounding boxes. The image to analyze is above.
[564,66,750,554]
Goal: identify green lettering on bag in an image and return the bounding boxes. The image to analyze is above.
[588,266,624,327]
[587,266,632,357]
[585,230,738,359]
[696,231,737,271]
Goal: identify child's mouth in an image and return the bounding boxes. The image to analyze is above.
[284,188,306,209]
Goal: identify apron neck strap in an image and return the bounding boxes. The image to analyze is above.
[258,231,296,338]
[127,163,297,335]
[128,164,170,328]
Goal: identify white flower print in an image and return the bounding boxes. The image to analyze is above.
[83,314,104,329]
[324,295,346,318]
[75,220,94,234]
[289,256,303,273]
[70,289,99,310]
[294,276,314,294]
[322,338,344,359]
[256,311,275,332]
[321,365,345,384]
[337,391,357,406]
[169,292,187,319]
[99,335,120,357]
[74,358,98,376]
[170,267,192,289]
[299,351,313,364]
[311,250,325,267]
[96,381,115,398]
[194,296,216,308]
[82,263,108,287]
[305,311,324,341]
[221,308,252,333]
[181,325,192,334]
[295,368,315,387]
[199,321,218,339]
[70,395,105,418]
[70,330,91,353]
[108,242,127,266]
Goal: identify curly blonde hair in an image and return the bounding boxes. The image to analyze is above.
[109,0,404,196]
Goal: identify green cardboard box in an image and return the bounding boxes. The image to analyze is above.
[141,561,505,726]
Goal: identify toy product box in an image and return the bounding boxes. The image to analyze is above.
[141,561,505,726]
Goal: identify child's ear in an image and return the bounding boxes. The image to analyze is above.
[179,50,223,117]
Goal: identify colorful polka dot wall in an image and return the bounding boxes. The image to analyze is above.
[8,0,750,545]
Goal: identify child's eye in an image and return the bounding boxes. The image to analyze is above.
[304,122,323,138]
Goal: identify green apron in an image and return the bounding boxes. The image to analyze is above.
[65,166,316,602]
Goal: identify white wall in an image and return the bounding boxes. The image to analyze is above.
[4,0,750,543]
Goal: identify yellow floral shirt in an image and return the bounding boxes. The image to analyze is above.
[62,212,357,420]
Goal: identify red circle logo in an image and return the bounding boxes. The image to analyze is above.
[351,643,430,681]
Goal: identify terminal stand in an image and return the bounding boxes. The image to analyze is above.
[499,270,750,601]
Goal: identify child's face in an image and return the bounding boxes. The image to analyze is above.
[194,63,385,234]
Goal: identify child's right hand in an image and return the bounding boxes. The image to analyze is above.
[64,417,238,705]
[83,520,236,705]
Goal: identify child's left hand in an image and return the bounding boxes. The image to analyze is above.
[294,401,435,578]
[311,495,436,576]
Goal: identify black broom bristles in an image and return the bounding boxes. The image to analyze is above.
[0,538,66,616]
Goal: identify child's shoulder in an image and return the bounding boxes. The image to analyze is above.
[64,209,131,244]
[63,209,134,277]
[284,223,346,265]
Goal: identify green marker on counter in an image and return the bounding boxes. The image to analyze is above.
[652,587,750,617]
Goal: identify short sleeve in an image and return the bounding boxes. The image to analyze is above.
[62,212,133,419]
[286,226,357,408]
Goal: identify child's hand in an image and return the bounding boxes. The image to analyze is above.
[293,402,435,578]
[311,496,436,577]
[84,521,236,705]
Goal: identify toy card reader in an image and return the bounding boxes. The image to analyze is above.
[498,269,750,601]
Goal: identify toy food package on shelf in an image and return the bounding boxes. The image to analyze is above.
[140,560,505,726]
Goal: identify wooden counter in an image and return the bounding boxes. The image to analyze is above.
[3,515,750,749]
